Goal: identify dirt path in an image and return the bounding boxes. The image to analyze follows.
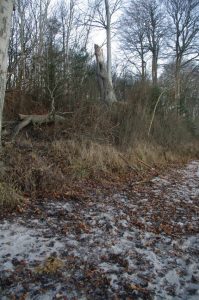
[0,161,199,299]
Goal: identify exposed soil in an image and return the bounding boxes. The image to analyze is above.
[0,161,199,299]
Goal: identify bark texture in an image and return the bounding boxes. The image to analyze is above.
[13,113,65,138]
[0,0,14,147]
[104,0,112,86]
[94,44,116,105]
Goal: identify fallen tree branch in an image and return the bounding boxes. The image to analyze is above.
[13,113,65,138]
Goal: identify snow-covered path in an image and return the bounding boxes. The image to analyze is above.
[0,162,199,299]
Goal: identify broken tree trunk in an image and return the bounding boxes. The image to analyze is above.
[13,113,65,138]
[94,44,117,105]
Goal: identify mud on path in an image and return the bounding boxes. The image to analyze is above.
[0,161,199,299]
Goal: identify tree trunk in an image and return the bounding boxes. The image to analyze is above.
[175,58,181,103]
[104,0,112,86]
[152,53,158,85]
[94,44,117,105]
[141,45,146,82]
[17,0,26,90]
[0,0,14,148]
[175,72,181,102]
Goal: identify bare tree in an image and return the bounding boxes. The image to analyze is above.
[95,0,121,86]
[143,0,165,85]
[0,0,14,147]
[16,0,33,90]
[166,0,199,101]
[34,0,51,96]
[120,0,166,84]
[59,0,75,78]
[120,0,148,81]
[7,0,51,94]
[104,0,112,85]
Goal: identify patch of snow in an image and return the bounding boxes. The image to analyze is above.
[0,161,199,299]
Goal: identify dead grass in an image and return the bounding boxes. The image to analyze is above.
[3,142,66,195]
[51,140,126,176]
[3,136,196,199]
[133,143,178,165]
[35,257,64,274]
[2,87,199,201]
[0,181,23,209]
[3,139,127,196]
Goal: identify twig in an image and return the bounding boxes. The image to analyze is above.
[130,180,150,186]
[57,111,74,115]
[119,154,140,174]
[137,158,153,170]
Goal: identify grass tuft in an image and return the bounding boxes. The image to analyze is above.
[35,257,64,274]
[0,181,23,209]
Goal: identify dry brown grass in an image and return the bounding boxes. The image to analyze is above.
[3,139,126,196]
[0,181,23,209]
[3,136,196,199]
[2,87,199,201]
[3,141,66,195]
[51,140,126,176]
[133,143,177,165]
[35,257,64,274]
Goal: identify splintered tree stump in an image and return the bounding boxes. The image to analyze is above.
[94,44,117,105]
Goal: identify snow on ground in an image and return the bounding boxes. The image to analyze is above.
[0,161,199,299]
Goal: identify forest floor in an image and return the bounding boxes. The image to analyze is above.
[0,161,199,300]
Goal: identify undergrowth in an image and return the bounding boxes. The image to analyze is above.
[1,85,199,202]
[0,181,23,210]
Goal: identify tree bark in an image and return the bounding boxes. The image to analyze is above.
[166,0,199,103]
[94,44,117,105]
[17,0,26,90]
[152,53,158,86]
[104,0,112,86]
[140,42,146,82]
[174,59,181,103]
[13,113,65,138]
[0,0,14,148]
